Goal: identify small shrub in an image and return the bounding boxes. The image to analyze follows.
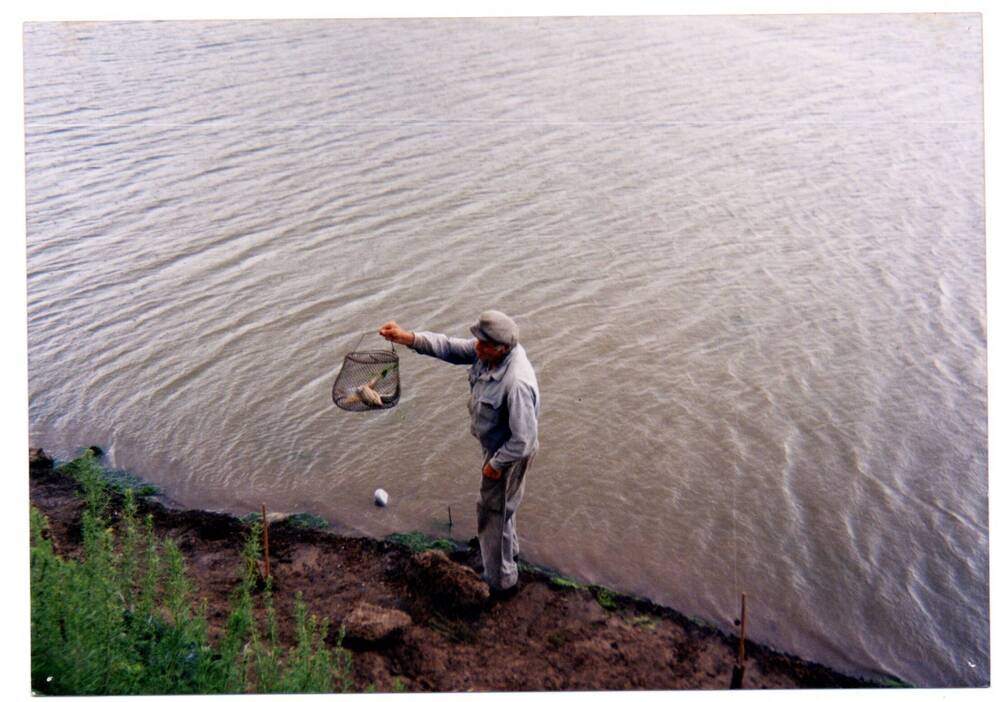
[57,448,160,499]
[59,448,109,519]
[279,593,338,692]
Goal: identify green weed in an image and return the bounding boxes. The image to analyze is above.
[286,513,330,530]
[58,448,159,499]
[595,587,619,611]
[879,675,913,688]
[30,449,361,695]
[427,611,476,644]
[626,614,660,630]
[546,630,567,649]
[549,575,584,590]
[386,531,455,553]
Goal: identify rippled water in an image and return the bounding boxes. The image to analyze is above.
[24,16,986,686]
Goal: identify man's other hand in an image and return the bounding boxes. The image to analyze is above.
[379,321,415,347]
[482,463,502,480]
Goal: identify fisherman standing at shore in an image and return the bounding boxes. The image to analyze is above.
[379,311,540,598]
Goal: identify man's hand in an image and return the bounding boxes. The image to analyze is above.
[482,463,502,480]
[379,321,415,347]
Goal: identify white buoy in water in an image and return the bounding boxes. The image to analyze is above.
[373,488,389,507]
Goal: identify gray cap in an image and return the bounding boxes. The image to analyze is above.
[470,310,519,347]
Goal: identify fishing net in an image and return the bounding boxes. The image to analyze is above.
[332,332,401,411]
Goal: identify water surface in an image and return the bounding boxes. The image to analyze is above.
[24,15,987,686]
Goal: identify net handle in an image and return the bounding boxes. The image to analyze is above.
[351,329,396,354]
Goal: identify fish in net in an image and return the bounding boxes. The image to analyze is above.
[332,332,401,411]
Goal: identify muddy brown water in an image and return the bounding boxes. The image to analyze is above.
[24,16,986,686]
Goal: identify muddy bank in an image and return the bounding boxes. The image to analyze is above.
[28,448,902,691]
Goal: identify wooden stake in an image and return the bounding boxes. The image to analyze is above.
[739,592,747,665]
[261,503,271,581]
[448,505,453,528]
[730,592,747,689]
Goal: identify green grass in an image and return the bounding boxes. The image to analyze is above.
[285,513,331,530]
[594,587,619,611]
[625,614,660,630]
[386,531,456,553]
[242,512,330,531]
[30,449,370,695]
[518,561,586,591]
[549,575,585,590]
[427,611,476,644]
[879,675,913,688]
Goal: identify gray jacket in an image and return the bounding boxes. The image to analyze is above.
[411,332,540,471]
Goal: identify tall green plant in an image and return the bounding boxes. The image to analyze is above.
[281,594,340,693]
[31,449,364,694]
[223,520,352,693]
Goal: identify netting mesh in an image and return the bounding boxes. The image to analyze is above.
[332,339,400,411]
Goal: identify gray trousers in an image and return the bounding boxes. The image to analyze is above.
[477,451,534,590]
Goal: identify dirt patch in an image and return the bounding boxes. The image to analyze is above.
[28,448,895,691]
[405,549,490,617]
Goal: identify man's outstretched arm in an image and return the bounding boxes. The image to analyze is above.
[380,321,477,365]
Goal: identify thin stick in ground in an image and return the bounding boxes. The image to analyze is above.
[262,503,270,581]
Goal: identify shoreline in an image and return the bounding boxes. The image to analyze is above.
[28,446,906,692]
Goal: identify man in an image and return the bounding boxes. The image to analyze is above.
[379,311,540,598]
